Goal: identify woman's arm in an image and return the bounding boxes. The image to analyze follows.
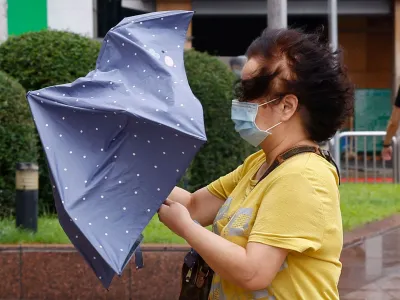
[168,162,245,226]
[384,86,400,146]
[168,186,225,227]
[159,172,326,291]
[383,106,400,146]
[181,221,288,291]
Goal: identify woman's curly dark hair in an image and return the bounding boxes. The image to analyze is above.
[235,28,354,143]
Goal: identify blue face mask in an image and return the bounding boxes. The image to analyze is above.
[231,99,282,147]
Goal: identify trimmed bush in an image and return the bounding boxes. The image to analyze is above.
[0,71,39,217]
[0,30,101,214]
[0,30,101,90]
[184,50,254,191]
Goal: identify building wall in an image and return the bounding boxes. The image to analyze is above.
[47,0,94,37]
[4,0,395,88]
[153,1,394,88]
[155,0,192,48]
[339,15,393,89]
[7,0,47,35]
[395,0,400,91]
[6,0,94,37]
[0,0,7,41]
[192,0,391,16]
[338,15,394,130]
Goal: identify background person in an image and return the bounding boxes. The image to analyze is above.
[382,85,400,160]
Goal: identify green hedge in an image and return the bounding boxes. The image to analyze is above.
[0,30,101,214]
[184,50,253,191]
[0,30,101,90]
[0,30,252,215]
[0,71,38,217]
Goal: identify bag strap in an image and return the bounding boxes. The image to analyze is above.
[256,146,341,186]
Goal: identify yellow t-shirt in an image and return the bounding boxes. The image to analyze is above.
[207,150,343,300]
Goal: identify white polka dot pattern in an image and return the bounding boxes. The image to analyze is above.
[25,10,205,289]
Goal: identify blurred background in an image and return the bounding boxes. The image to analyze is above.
[1,1,400,299]
[1,0,397,140]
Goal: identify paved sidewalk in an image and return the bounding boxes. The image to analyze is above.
[342,272,400,299]
[339,228,400,299]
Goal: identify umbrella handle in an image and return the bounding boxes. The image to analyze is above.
[135,245,144,269]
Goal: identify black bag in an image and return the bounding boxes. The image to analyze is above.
[179,247,214,300]
[178,146,340,300]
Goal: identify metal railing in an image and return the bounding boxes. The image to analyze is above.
[331,131,399,184]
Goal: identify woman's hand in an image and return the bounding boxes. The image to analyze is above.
[159,200,287,291]
[167,186,225,227]
[382,145,393,161]
[158,199,194,237]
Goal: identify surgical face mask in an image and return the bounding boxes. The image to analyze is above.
[231,98,282,147]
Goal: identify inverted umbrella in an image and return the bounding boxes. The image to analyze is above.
[26,10,206,288]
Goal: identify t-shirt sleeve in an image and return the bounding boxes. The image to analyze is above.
[207,164,244,200]
[395,85,400,108]
[248,172,325,253]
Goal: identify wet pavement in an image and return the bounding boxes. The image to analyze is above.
[339,228,400,299]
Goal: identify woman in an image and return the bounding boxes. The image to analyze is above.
[158,28,354,299]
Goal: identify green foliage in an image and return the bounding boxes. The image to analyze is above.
[0,71,38,217]
[0,30,101,214]
[340,184,400,230]
[0,30,101,90]
[183,50,254,191]
[0,215,191,244]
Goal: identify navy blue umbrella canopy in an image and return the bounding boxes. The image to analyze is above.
[26,10,206,288]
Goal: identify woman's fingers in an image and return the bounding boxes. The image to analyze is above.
[164,198,174,206]
[158,199,173,215]
[157,203,168,213]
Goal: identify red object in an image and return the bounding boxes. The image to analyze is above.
[341,177,393,183]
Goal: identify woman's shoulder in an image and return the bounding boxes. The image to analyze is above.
[243,150,339,187]
[277,152,340,188]
[242,149,266,169]
[245,149,266,163]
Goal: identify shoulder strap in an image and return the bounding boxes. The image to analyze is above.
[256,146,341,186]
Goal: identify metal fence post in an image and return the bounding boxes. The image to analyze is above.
[15,162,39,232]
[335,131,399,184]
[333,133,342,172]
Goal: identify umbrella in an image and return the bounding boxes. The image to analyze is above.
[26,10,207,288]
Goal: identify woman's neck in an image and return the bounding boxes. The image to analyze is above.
[261,136,317,166]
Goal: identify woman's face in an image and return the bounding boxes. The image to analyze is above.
[241,58,284,132]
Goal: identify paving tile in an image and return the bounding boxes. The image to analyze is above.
[339,228,400,297]
[130,250,186,300]
[380,275,400,291]
[342,290,394,300]
[360,282,382,290]
[21,251,129,299]
[0,252,20,300]
[387,291,400,299]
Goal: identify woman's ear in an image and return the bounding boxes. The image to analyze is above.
[281,94,298,121]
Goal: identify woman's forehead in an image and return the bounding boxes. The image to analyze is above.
[241,58,261,80]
